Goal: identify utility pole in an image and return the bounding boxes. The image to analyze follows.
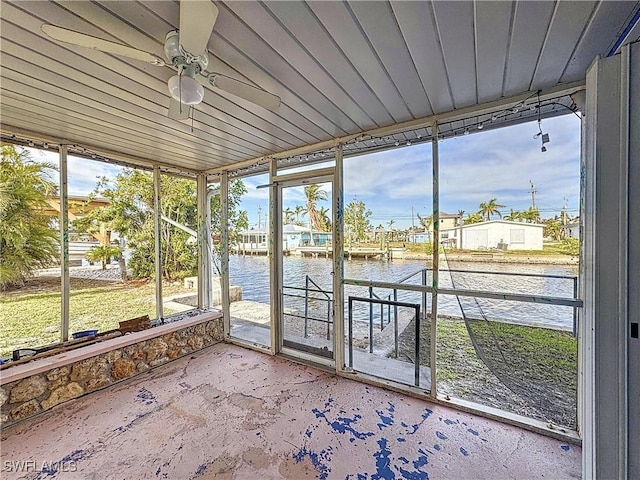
[257,205,262,231]
[529,180,537,210]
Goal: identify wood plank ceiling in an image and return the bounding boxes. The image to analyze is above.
[1,1,638,173]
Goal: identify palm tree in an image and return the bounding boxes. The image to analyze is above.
[463,212,483,225]
[387,219,395,242]
[86,244,121,270]
[283,207,294,225]
[1,145,59,289]
[478,198,505,221]
[522,207,541,223]
[303,184,328,233]
[293,205,305,225]
[318,206,331,232]
[505,209,522,222]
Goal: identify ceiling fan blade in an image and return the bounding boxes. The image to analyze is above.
[41,24,164,66]
[211,74,281,111]
[179,0,218,57]
[168,98,191,121]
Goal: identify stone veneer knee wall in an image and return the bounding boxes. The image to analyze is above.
[0,313,223,429]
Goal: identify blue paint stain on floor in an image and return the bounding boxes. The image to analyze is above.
[34,449,94,479]
[376,403,396,430]
[115,410,154,434]
[467,428,479,436]
[412,449,429,469]
[398,467,429,480]
[371,438,394,480]
[350,436,432,480]
[293,446,332,480]
[312,399,374,441]
[136,387,156,405]
[459,447,469,456]
[306,397,443,480]
[178,382,192,391]
[433,444,441,451]
[405,408,433,435]
[443,419,456,425]
[561,445,570,451]
[193,463,207,477]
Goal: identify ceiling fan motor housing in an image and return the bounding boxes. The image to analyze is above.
[164,30,208,74]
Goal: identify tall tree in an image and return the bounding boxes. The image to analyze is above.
[209,179,248,274]
[318,206,331,232]
[478,198,505,221]
[505,209,522,222]
[463,212,483,225]
[522,207,541,224]
[303,184,328,233]
[283,207,294,225]
[344,199,372,243]
[75,170,247,280]
[293,205,305,225]
[0,145,59,289]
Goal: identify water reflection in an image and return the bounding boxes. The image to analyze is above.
[228,255,578,330]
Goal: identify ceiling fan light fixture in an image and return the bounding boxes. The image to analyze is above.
[168,74,204,105]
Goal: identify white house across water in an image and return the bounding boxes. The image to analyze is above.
[445,220,545,250]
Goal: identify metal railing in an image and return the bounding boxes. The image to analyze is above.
[373,266,580,336]
[367,286,393,352]
[348,296,421,386]
[282,275,333,340]
[345,267,582,364]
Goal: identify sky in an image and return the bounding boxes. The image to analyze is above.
[28,112,581,231]
[239,113,581,229]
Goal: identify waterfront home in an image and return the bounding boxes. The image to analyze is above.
[236,224,332,254]
[443,220,545,250]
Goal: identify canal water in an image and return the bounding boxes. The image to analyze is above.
[229,255,579,331]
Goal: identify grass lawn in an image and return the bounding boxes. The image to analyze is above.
[0,277,190,357]
[387,241,577,257]
[396,316,578,429]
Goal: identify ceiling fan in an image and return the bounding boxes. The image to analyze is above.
[40,0,281,121]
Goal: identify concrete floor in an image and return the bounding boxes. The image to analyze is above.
[1,343,581,479]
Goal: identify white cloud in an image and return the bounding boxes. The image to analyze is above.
[344,114,580,222]
[28,148,124,196]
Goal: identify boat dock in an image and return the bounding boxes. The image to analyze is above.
[234,246,407,259]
